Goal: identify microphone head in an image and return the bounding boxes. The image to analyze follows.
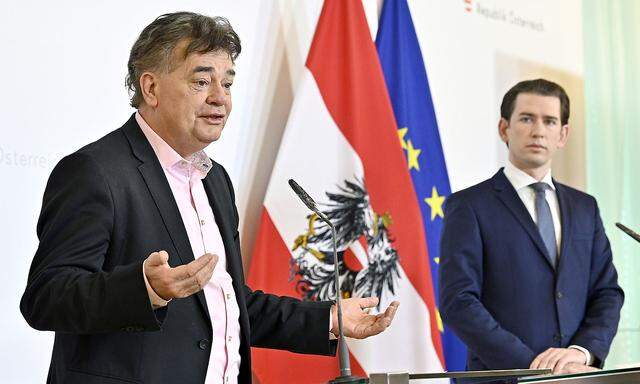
[288,179,318,212]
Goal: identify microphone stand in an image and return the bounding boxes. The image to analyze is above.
[288,179,368,384]
[616,222,640,243]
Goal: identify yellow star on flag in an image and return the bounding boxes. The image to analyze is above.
[436,308,444,333]
[424,186,445,221]
[406,140,421,171]
[397,127,408,149]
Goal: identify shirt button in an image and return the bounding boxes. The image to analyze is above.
[557,291,563,299]
[200,219,206,226]
[198,339,209,350]
[226,293,231,300]
[228,336,232,342]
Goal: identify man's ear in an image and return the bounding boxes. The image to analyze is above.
[557,124,570,148]
[140,72,159,108]
[498,118,510,145]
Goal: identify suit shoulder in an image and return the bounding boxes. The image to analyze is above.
[49,129,122,174]
[555,181,598,207]
[74,128,128,161]
[448,177,494,204]
[49,126,133,190]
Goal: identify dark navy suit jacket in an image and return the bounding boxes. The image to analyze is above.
[439,169,623,370]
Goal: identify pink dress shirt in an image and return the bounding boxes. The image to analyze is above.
[137,113,241,384]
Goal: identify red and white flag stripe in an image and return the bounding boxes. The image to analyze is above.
[249,1,445,382]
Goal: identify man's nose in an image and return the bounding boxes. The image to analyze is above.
[206,83,227,106]
[531,120,545,137]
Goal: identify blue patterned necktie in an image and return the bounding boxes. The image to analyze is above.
[530,182,557,268]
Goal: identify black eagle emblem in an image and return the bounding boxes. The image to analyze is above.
[289,179,401,309]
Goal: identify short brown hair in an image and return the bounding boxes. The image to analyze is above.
[126,12,241,108]
[500,79,570,125]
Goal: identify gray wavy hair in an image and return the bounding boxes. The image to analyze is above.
[125,12,241,108]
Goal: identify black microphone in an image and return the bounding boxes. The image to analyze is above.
[288,179,330,223]
[288,179,367,384]
[616,222,640,243]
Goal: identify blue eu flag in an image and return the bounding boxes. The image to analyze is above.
[376,0,467,372]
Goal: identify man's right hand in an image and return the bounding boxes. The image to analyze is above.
[144,251,218,300]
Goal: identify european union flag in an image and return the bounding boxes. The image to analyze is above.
[376,0,467,372]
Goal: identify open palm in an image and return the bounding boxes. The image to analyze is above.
[331,297,399,339]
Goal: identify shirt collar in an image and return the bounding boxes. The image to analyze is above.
[503,160,555,192]
[136,112,212,177]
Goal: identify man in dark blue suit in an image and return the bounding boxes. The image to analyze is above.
[439,79,623,375]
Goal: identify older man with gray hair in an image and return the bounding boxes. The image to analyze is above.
[20,12,398,384]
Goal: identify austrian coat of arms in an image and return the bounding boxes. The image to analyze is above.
[289,179,401,309]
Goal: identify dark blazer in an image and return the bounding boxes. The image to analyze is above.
[20,114,336,384]
[439,169,623,370]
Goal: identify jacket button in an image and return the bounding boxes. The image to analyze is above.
[557,291,563,299]
[198,339,209,350]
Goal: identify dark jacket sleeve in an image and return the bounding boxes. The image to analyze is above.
[20,152,161,334]
[569,199,624,367]
[245,287,337,355]
[439,194,536,368]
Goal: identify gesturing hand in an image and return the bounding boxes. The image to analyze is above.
[331,297,399,339]
[144,251,218,300]
[530,347,588,374]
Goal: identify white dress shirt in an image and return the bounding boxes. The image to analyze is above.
[503,161,562,253]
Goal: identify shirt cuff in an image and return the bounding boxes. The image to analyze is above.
[329,306,337,340]
[568,345,593,365]
[142,259,170,309]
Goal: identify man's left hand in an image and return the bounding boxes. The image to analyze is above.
[331,297,399,339]
[530,348,588,374]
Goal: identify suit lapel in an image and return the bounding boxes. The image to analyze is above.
[137,162,195,264]
[121,115,211,321]
[492,169,556,270]
[201,172,244,286]
[554,181,572,275]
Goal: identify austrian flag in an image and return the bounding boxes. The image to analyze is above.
[248,1,445,382]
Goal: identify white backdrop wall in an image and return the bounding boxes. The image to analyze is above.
[0,1,582,382]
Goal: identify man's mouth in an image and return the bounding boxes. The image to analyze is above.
[200,113,225,124]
